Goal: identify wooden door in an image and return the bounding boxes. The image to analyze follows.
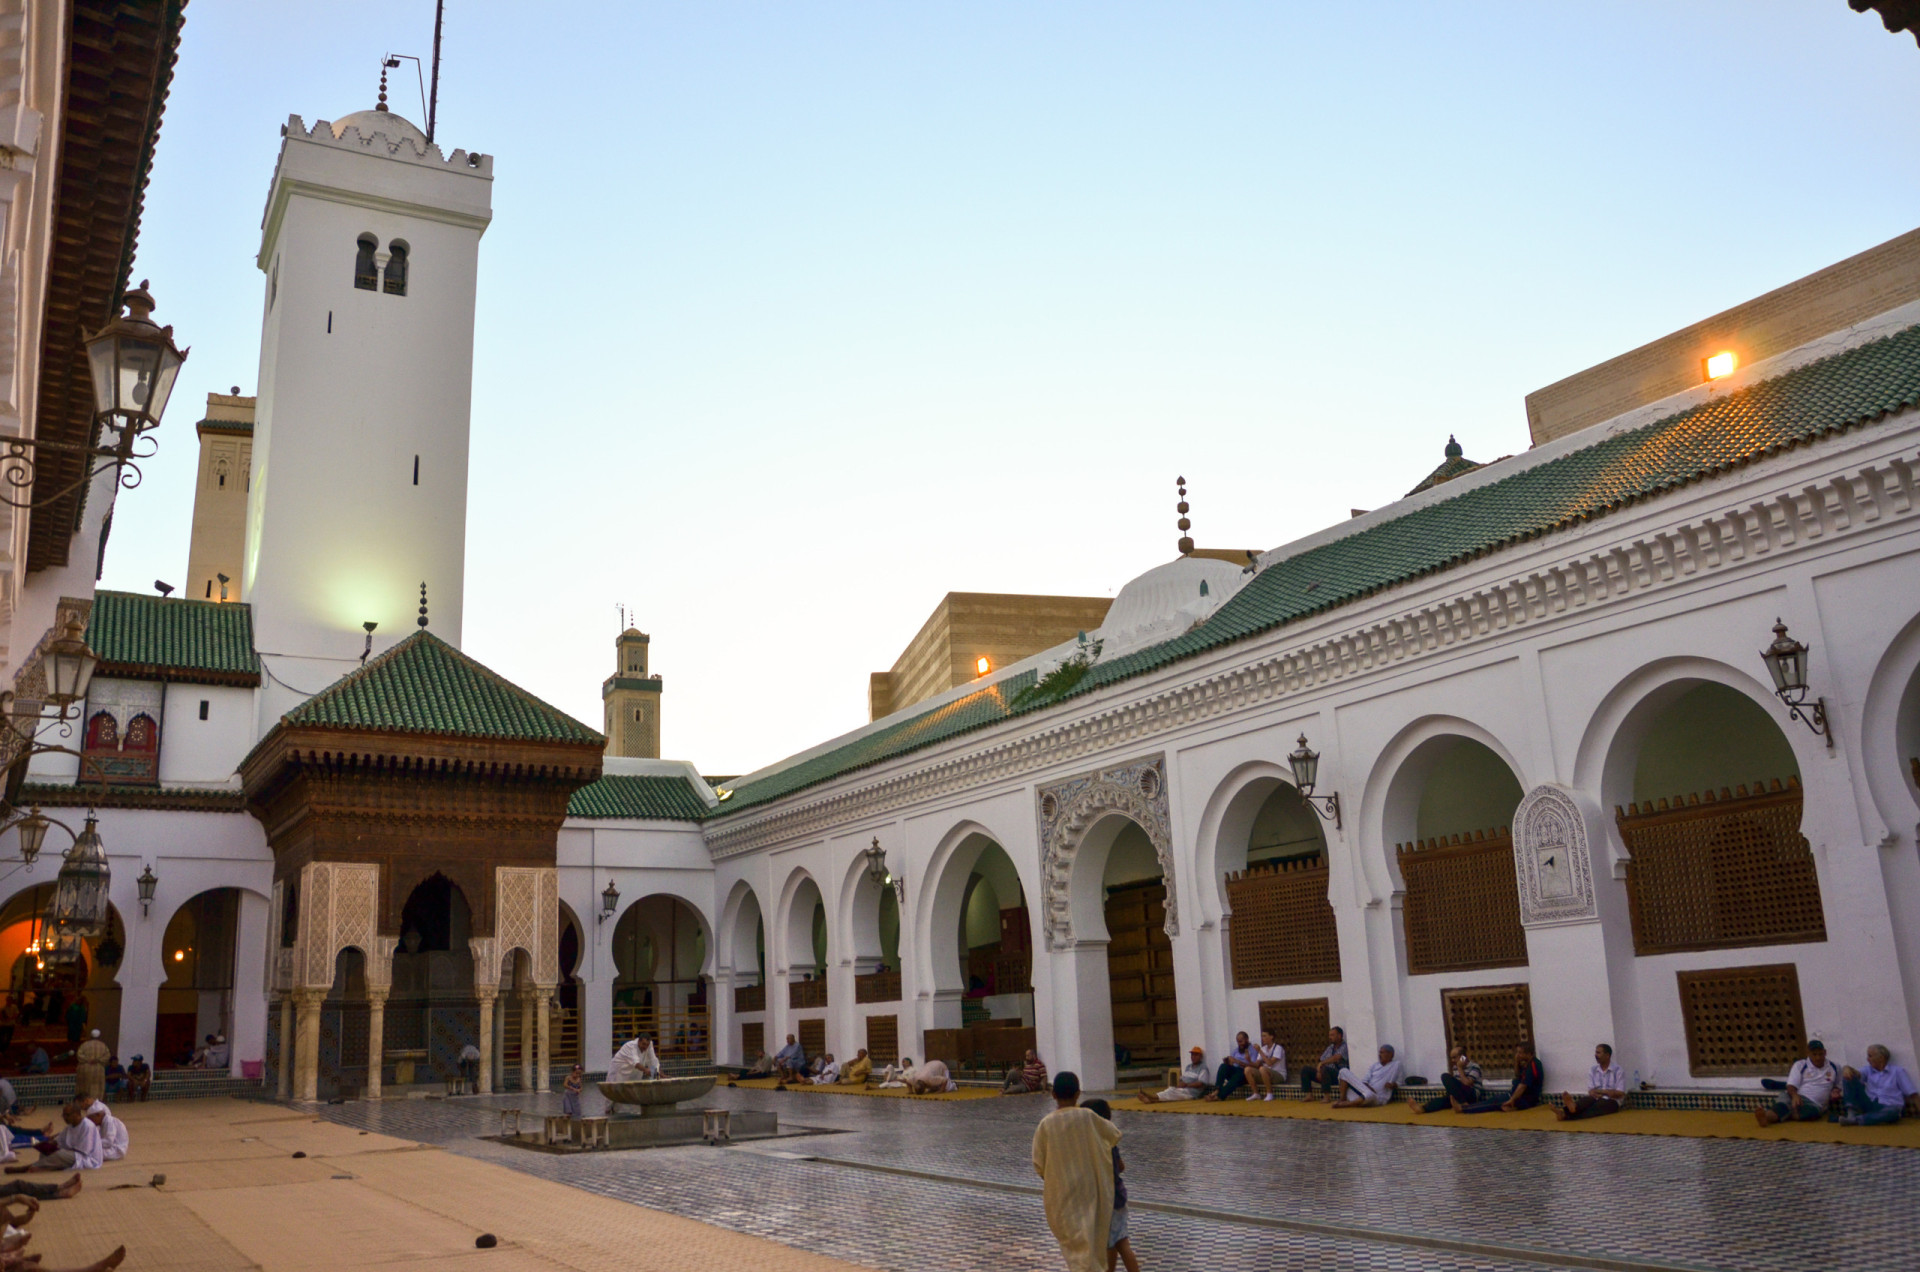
[1104,880,1178,1066]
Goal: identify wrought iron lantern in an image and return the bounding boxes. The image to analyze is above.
[39,615,100,715]
[13,808,49,867]
[137,863,158,917]
[599,879,619,923]
[1759,618,1830,744]
[47,813,111,958]
[863,837,890,888]
[1286,734,1343,828]
[85,280,186,432]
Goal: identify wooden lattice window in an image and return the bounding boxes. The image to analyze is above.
[865,1014,899,1065]
[1257,997,1330,1077]
[790,978,828,1009]
[1441,983,1534,1073]
[1225,858,1342,987]
[741,1021,764,1060]
[1619,779,1826,956]
[734,983,765,1013]
[797,1017,825,1057]
[1398,828,1528,975]
[1677,964,1807,1077]
[855,970,901,1003]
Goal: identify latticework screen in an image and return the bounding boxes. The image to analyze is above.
[855,971,902,1003]
[790,978,828,1009]
[797,1017,825,1057]
[1398,828,1528,975]
[741,1021,764,1060]
[1619,779,1826,955]
[735,983,765,1013]
[1677,964,1807,1076]
[1225,858,1342,987]
[1257,997,1331,1077]
[1441,983,1533,1073]
[865,1014,900,1065]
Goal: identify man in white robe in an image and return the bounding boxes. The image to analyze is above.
[1032,1072,1120,1272]
[608,1038,662,1082]
[810,1055,840,1085]
[901,1059,956,1093]
[83,1103,127,1162]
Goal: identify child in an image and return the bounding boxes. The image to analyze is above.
[1079,1099,1139,1272]
[561,1065,584,1121]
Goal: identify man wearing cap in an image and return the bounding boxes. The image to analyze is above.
[1755,1040,1837,1127]
[1134,1047,1211,1103]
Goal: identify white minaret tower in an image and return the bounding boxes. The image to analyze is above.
[245,90,492,719]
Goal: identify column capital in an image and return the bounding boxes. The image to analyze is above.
[365,987,389,1006]
[473,986,497,1004]
[292,986,328,1006]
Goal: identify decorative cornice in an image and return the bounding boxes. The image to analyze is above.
[704,438,1920,858]
[18,782,246,813]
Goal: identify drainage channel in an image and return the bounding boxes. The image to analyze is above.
[759,1151,1732,1272]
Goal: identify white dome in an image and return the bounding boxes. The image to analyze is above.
[1091,555,1249,659]
[329,108,428,148]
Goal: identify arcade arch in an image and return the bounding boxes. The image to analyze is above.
[1068,813,1179,1069]
[843,856,903,1007]
[924,831,1032,1022]
[611,894,711,1060]
[155,888,248,1068]
[1208,770,1340,991]
[0,885,125,1064]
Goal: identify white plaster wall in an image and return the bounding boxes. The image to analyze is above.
[157,685,256,785]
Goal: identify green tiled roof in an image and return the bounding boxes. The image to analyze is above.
[721,321,1920,814]
[87,591,261,682]
[282,630,603,744]
[568,774,711,821]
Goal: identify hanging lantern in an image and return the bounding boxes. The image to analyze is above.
[47,814,111,958]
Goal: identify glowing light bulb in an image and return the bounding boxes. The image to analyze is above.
[1704,350,1737,381]
[172,949,185,962]
[975,656,991,676]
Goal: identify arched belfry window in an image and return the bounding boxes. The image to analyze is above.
[354,235,378,290]
[384,241,408,296]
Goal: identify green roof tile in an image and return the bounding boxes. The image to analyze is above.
[282,630,602,744]
[721,321,1920,814]
[567,774,711,821]
[87,591,260,681]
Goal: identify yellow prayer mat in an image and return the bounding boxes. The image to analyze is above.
[1113,1092,1920,1148]
[726,1076,1003,1100]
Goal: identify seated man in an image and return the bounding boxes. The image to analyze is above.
[877,1056,914,1088]
[811,1054,840,1084]
[1757,1040,1837,1127]
[1206,1032,1259,1102]
[1840,1044,1920,1126]
[840,1048,873,1085]
[4,1104,99,1174]
[124,1057,151,1103]
[1332,1044,1402,1109]
[22,1050,46,1078]
[1245,1031,1283,1101]
[102,1059,126,1100]
[1416,1046,1483,1113]
[205,1036,230,1070]
[771,1034,807,1083]
[1462,1043,1544,1114]
[1135,1047,1211,1103]
[1556,1043,1627,1120]
[1300,1027,1347,1099]
[82,1104,125,1163]
[1003,1049,1048,1094]
[742,1050,775,1078]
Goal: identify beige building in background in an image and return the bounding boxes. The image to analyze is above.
[869,591,1113,720]
[603,627,663,756]
[185,390,255,601]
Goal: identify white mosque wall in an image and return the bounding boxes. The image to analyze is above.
[156,684,257,786]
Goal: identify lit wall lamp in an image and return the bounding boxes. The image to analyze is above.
[1703,350,1738,382]
[1760,617,1831,747]
[863,837,891,888]
[599,879,619,923]
[137,863,157,917]
[974,656,992,677]
[1287,734,1342,828]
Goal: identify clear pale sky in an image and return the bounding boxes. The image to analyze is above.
[102,1,1920,775]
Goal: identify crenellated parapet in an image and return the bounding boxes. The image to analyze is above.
[280,113,494,177]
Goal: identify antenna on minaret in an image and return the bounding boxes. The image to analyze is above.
[427,0,445,143]
[1176,476,1194,555]
[418,582,430,629]
[617,602,627,632]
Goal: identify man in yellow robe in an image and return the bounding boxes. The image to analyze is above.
[838,1048,873,1085]
[1031,1072,1120,1272]
[74,1032,110,1104]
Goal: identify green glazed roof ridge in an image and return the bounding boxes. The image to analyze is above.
[715,320,1920,816]
[281,629,603,743]
[567,773,711,821]
[87,590,261,676]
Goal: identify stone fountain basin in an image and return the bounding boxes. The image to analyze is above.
[595,1074,717,1116]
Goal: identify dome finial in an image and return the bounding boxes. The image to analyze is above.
[417,581,429,629]
[1444,434,1463,459]
[377,57,391,113]
[1176,475,1194,555]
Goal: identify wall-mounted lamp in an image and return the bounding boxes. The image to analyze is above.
[1703,350,1738,382]
[599,879,619,923]
[1287,733,1342,828]
[137,863,157,917]
[1760,617,1831,747]
[360,621,378,666]
[863,837,891,888]
[974,656,992,677]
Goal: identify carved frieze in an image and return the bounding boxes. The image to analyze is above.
[494,866,561,987]
[293,860,381,990]
[1037,754,1175,948]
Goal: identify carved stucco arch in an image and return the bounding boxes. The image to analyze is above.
[1037,754,1174,948]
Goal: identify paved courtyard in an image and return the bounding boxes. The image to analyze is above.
[308,1085,1920,1272]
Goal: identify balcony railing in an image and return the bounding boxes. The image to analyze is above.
[789,978,828,1010]
[610,1006,711,1061]
[734,982,765,1013]
[854,970,901,1003]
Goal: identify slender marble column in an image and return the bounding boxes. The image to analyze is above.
[474,990,495,1096]
[294,990,323,1103]
[534,990,553,1092]
[518,990,533,1092]
[364,989,387,1100]
[276,995,293,1100]
[492,991,507,1091]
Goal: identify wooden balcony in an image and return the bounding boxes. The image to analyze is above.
[733,983,765,1013]
[854,970,901,1003]
[789,978,828,1010]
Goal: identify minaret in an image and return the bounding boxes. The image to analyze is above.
[601,628,662,758]
[245,81,492,719]
[185,388,254,602]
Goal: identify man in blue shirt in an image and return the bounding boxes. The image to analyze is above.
[772,1034,807,1083]
[1840,1045,1920,1126]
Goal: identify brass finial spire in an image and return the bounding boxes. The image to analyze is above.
[1176,476,1193,555]
[377,59,391,113]
[417,582,429,629]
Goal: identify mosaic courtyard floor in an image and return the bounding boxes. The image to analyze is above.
[288,1083,1919,1272]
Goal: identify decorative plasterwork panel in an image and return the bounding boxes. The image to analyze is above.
[1512,784,1599,927]
[494,866,560,987]
[82,678,163,735]
[705,440,1920,859]
[1037,754,1174,949]
[469,936,498,990]
[294,861,380,990]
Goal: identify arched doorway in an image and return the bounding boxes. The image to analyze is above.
[554,902,583,1066]
[0,886,124,1067]
[1383,735,1529,977]
[611,895,711,1061]
[1063,814,1179,1071]
[322,946,368,1099]
[1214,776,1340,998]
[388,873,475,1088]
[781,874,828,1057]
[922,831,1034,1074]
[724,886,768,1062]
[154,888,245,1068]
